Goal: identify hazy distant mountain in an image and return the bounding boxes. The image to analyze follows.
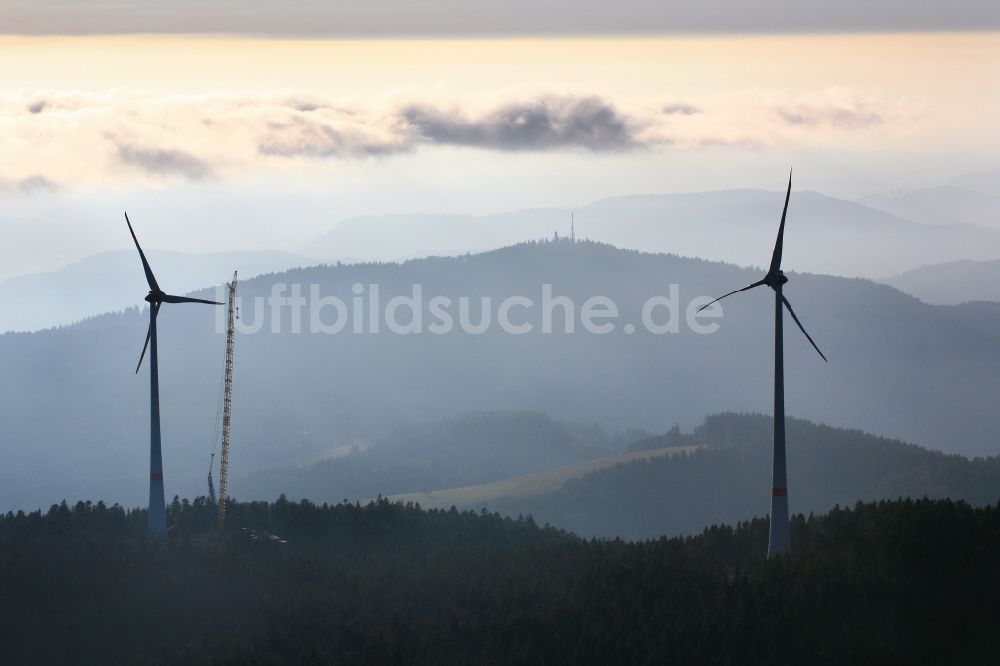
[3,240,1000,512]
[307,190,1000,277]
[0,249,316,332]
[949,169,1000,196]
[864,186,1000,227]
[489,413,1000,539]
[885,259,1000,305]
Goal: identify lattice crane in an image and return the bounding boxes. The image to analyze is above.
[217,271,237,532]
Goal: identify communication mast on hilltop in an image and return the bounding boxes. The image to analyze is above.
[217,271,238,532]
[571,212,575,242]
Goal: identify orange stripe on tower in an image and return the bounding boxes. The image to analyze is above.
[150,473,163,481]
[772,487,787,496]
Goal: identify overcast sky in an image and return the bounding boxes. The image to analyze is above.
[2,1,999,36]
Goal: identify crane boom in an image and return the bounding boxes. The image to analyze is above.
[207,452,216,505]
[217,271,237,532]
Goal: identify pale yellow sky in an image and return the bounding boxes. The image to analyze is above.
[0,32,998,279]
[1,32,997,191]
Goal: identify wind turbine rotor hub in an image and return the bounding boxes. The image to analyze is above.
[765,271,789,288]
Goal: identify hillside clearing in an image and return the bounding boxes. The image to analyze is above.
[386,445,702,509]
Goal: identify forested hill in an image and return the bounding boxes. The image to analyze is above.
[0,497,997,665]
[241,410,625,503]
[4,239,1000,511]
[493,413,1000,539]
[242,412,1000,540]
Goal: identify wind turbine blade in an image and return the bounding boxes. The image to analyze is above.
[697,278,767,312]
[125,212,160,292]
[135,302,161,374]
[769,169,792,273]
[781,294,828,362]
[162,294,223,305]
[135,327,150,374]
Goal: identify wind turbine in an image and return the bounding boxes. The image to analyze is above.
[699,171,827,557]
[126,212,222,537]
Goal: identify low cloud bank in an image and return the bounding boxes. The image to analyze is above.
[0,89,901,188]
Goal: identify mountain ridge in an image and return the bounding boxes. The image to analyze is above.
[885,258,1000,305]
[3,240,1000,512]
[307,189,1000,277]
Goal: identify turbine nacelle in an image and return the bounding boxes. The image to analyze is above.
[764,270,788,289]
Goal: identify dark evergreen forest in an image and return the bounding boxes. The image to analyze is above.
[1,496,996,665]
